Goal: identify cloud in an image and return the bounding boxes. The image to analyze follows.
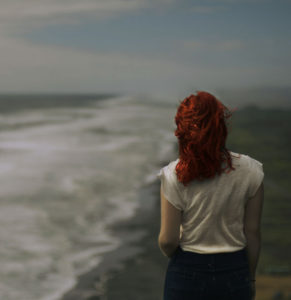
[0,34,199,95]
[1,33,287,96]
[0,0,288,95]
[0,0,275,33]
[182,41,206,51]
[0,0,250,96]
[182,39,245,52]
[204,0,272,3]
[0,0,146,18]
[214,40,245,51]
[189,5,226,14]
[0,0,161,31]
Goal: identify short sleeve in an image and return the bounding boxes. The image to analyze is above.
[248,158,264,198]
[157,166,185,211]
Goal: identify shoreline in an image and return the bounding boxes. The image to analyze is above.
[61,177,169,300]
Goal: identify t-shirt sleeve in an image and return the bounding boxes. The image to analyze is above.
[248,158,264,198]
[157,166,185,211]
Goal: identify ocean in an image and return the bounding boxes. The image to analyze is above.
[0,94,179,300]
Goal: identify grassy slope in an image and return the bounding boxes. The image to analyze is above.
[226,105,291,273]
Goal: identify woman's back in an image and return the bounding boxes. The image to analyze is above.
[157,150,264,254]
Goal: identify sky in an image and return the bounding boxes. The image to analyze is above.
[0,0,290,98]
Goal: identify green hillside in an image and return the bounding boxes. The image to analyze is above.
[227,105,291,274]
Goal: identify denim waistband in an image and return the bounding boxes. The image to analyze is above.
[172,245,249,269]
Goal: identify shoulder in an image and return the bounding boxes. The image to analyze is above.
[158,158,179,173]
[157,158,180,184]
[243,154,263,170]
[168,158,179,171]
[229,151,261,168]
[229,151,246,164]
[231,152,264,180]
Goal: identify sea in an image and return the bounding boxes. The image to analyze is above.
[0,94,179,300]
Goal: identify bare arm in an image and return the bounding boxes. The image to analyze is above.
[244,182,264,280]
[158,185,182,258]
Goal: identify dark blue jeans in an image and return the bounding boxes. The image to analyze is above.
[163,245,253,300]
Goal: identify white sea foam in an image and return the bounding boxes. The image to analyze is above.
[0,94,178,300]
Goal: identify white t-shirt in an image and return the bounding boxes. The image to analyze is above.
[157,151,264,254]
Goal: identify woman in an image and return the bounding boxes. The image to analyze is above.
[157,91,264,300]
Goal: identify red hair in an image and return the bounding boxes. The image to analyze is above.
[174,91,235,186]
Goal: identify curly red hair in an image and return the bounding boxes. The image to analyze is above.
[174,91,235,186]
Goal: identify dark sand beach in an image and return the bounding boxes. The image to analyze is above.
[61,174,169,300]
